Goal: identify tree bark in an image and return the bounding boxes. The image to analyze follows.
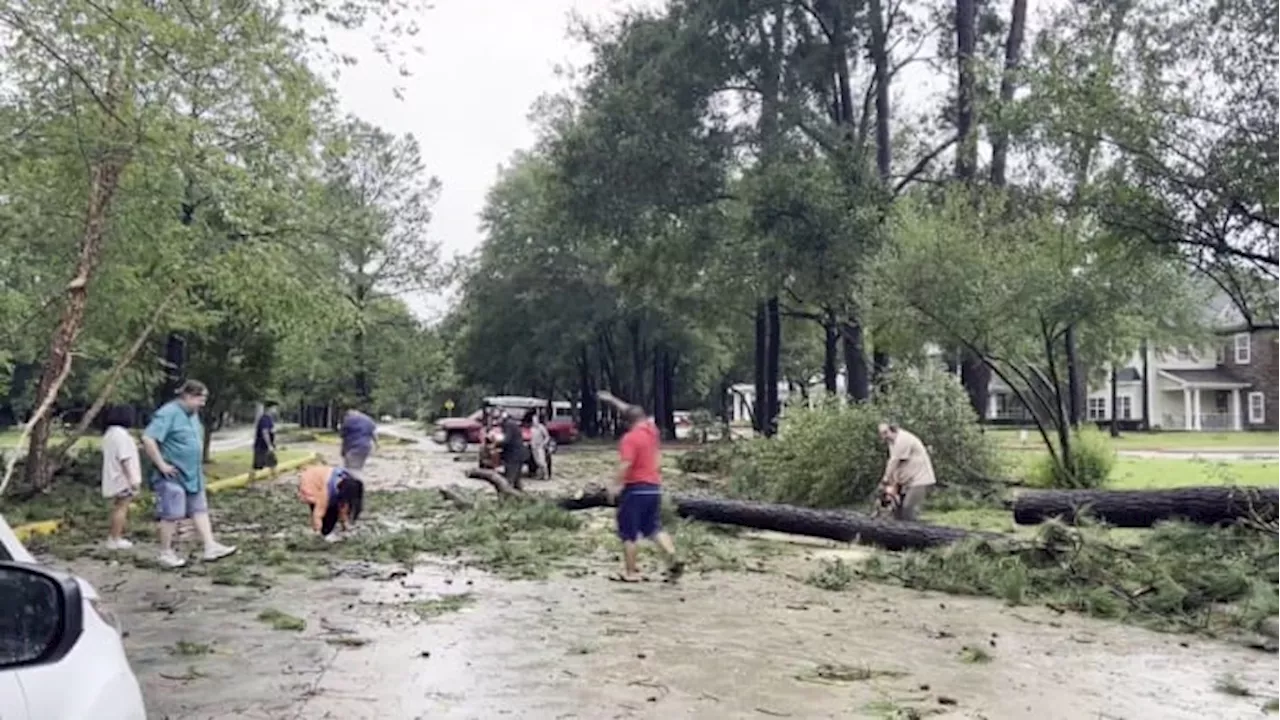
[960,356,991,420]
[23,158,127,490]
[765,296,781,435]
[953,0,978,181]
[1140,340,1151,430]
[578,347,599,437]
[989,0,1028,187]
[1013,486,1280,528]
[754,302,768,434]
[841,321,870,402]
[822,313,839,394]
[1065,325,1083,428]
[52,288,181,461]
[555,489,996,550]
[1109,364,1121,437]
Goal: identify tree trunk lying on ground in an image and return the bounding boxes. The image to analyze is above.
[460,469,996,551]
[1013,486,1280,528]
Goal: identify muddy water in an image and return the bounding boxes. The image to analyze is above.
[55,440,1279,719]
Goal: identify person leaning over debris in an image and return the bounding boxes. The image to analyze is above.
[297,463,364,542]
[876,422,937,522]
[597,390,683,583]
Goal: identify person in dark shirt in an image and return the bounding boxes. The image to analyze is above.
[499,410,527,491]
[339,408,379,470]
[252,402,279,474]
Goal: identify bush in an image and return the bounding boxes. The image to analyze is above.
[1027,427,1115,489]
[676,443,737,474]
[729,369,999,509]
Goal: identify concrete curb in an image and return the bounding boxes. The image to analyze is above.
[12,451,322,542]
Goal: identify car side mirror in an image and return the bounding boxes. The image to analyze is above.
[0,562,84,670]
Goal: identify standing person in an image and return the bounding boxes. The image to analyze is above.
[141,380,237,568]
[499,410,527,491]
[101,405,142,550]
[876,422,937,522]
[527,410,552,480]
[339,408,379,471]
[252,401,279,476]
[296,463,364,541]
[597,390,683,583]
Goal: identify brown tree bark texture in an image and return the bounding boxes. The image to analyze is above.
[1013,486,1280,528]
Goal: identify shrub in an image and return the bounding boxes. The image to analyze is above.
[1027,427,1115,489]
[729,369,1000,509]
[676,443,737,474]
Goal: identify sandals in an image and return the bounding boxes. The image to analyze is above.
[609,572,645,583]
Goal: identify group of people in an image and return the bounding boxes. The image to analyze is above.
[483,407,553,490]
[99,382,370,566]
[95,377,933,581]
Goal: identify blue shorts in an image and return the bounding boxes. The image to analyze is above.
[616,483,662,542]
[154,479,209,521]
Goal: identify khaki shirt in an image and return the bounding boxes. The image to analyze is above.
[884,429,936,489]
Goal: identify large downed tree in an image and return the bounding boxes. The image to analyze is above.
[1013,486,1280,528]
[461,469,995,551]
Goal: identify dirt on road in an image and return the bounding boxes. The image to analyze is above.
[47,439,1280,720]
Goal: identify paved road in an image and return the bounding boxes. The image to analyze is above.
[208,422,422,452]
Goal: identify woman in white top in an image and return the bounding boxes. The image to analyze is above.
[101,405,143,549]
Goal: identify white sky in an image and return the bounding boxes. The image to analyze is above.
[329,0,654,320]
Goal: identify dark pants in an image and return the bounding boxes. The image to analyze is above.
[503,460,524,491]
[309,503,342,536]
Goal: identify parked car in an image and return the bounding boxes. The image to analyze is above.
[0,516,147,719]
[433,396,579,454]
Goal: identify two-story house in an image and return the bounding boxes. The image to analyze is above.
[986,307,1278,431]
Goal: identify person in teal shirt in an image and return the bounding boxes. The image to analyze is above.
[141,379,237,568]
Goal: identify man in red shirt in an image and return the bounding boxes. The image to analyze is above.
[599,390,683,583]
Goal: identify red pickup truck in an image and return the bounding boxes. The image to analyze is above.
[432,396,579,454]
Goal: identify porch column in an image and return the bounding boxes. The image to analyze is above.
[1192,388,1203,430]
[1183,389,1193,430]
[1231,389,1242,431]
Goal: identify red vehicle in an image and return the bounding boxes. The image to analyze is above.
[433,396,579,454]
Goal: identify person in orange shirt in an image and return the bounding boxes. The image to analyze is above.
[297,464,364,541]
[597,390,683,583]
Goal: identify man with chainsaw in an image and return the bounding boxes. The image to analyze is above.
[876,422,936,522]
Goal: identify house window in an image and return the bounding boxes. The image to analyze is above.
[1248,392,1265,424]
[1116,396,1132,420]
[1087,397,1107,420]
[1234,333,1251,364]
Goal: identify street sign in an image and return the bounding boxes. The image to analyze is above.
[444,399,455,412]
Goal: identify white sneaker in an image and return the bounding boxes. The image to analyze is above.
[104,537,134,550]
[157,550,187,568]
[202,543,238,562]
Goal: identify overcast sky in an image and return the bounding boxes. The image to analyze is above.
[329,0,652,320]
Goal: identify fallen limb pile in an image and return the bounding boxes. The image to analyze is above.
[1013,486,1280,528]
[458,469,997,550]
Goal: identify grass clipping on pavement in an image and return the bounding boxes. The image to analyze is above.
[845,518,1279,635]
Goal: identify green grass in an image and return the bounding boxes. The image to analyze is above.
[203,448,312,480]
[0,429,102,450]
[1001,449,1277,488]
[990,428,1279,451]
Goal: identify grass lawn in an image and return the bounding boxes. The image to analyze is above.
[0,429,101,450]
[988,427,1279,451]
[203,448,313,480]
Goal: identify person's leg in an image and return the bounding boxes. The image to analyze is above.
[504,460,523,491]
[155,482,187,568]
[343,450,368,471]
[638,493,683,577]
[188,489,237,560]
[897,485,928,522]
[615,489,643,580]
[107,493,133,548]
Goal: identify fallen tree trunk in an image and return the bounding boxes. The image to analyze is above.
[1013,486,1280,528]
[548,486,995,550]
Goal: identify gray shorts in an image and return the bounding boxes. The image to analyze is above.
[343,450,369,471]
[154,480,209,521]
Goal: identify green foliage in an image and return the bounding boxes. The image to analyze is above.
[861,521,1280,634]
[729,369,999,509]
[1027,427,1116,489]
